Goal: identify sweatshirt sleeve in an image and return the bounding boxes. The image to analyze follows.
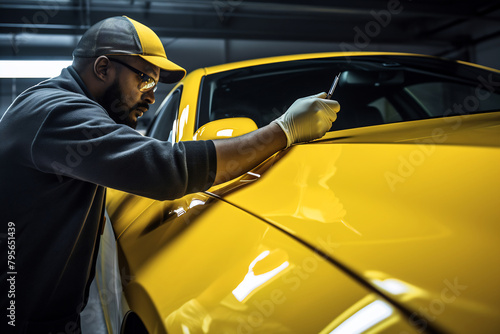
[31,95,216,201]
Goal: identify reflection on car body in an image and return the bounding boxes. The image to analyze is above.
[105,52,500,333]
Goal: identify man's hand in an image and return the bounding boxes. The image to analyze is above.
[212,93,340,185]
[272,92,340,148]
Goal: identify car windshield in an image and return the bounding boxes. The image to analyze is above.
[197,55,500,131]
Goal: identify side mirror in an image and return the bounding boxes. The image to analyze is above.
[193,117,258,140]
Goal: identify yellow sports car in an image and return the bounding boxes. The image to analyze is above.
[105,52,500,333]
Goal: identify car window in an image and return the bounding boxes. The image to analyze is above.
[147,87,182,142]
[405,82,500,117]
[197,57,500,132]
[369,97,403,123]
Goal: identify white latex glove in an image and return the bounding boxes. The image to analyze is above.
[272,92,340,148]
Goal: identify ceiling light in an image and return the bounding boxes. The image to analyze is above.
[0,60,72,78]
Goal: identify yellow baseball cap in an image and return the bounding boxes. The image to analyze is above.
[73,16,186,83]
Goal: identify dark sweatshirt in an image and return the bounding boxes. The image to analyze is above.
[0,66,216,333]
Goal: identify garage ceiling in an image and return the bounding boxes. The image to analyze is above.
[1,0,500,60]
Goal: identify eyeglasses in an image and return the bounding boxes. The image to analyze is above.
[108,57,157,92]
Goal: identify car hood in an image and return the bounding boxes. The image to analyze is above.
[210,112,500,333]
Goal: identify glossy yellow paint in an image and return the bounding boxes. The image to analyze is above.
[106,52,500,332]
[107,188,421,334]
[213,114,500,333]
[193,117,259,141]
[172,67,206,142]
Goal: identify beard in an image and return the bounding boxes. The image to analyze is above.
[100,79,147,129]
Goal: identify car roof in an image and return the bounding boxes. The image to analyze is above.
[202,52,500,76]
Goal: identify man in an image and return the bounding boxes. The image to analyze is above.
[0,16,339,333]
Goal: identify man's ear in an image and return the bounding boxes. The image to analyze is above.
[93,56,112,83]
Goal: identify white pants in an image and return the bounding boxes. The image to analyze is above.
[81,212,126,334]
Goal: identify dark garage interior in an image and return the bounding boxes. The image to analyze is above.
[1,0,499,129]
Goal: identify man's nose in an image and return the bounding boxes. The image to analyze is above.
[143,89,155,105]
